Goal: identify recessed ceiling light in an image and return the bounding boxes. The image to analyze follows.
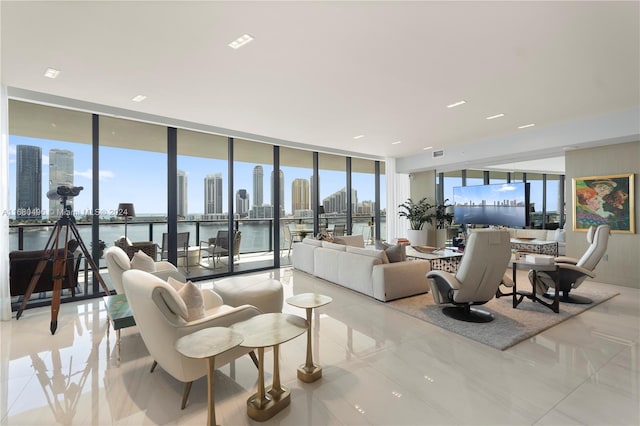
[423,146,433,150]
[392,141,402,145]
[447,100,466,108]
[353,135,365,140]
[228,34,254,49]
[44,68,60,79]
[132,95,147,102]
[517,123,535,129]
[486,113,505,120]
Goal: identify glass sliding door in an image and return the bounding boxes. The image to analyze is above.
[351,158,376,244]
[176,129,229,277]
[99,116,168,285]
[233,139,274,271]
[318,153,347,233]
[279,147,314,265]
[8,100,95,306]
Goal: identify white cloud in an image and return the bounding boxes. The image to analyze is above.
[497,184,517,192]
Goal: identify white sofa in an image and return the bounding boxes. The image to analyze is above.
[507,228,566,255]
[291,235,431,302]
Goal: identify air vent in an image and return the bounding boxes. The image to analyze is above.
[432,150,444,158]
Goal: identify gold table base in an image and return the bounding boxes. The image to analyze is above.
[297,362,322,383]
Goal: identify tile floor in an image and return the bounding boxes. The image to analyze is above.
[1,268,638,425]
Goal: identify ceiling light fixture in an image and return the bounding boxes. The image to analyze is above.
[517,123,535,129]
[228,34,254,49]
[447,100,466,108]
[132,95,147,102]
[486,113,505,120]
[423,146,433,150]
[353,135,365,140]
[44,68,60,79]
[392,141,402,145]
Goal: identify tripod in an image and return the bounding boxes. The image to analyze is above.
[16,196,110,335]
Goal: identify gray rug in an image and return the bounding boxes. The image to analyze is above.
[387,286,619,351]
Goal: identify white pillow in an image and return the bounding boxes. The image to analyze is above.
[167,275,185,291]
[322,241,347,251]
[177,280,205,322]
[346,246,389,263]
[131,250,156,272]
[303,238,322,247]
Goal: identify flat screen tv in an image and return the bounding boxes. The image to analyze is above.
[452,182,530,227]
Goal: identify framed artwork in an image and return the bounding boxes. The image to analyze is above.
[573,173,635,233]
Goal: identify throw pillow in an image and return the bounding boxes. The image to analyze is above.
[131,250,156,272]
[167,275,185,291]
[382,242,406,263]
[322,241,347,251]
[303,238,322,247]
[177,280,205,322]
[346,246,389,263]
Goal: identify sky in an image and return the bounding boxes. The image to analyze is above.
[9,135,378,218]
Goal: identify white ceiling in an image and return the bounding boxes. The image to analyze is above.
[2,1,639,174]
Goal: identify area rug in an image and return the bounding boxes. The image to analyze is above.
[386,285,619,351]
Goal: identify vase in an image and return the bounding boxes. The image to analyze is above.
[406,229,428,246]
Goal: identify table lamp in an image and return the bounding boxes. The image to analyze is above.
[117,203,135,239]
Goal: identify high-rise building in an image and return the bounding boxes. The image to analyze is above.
[271,169,284,215]
[236,189,250,217]
[291,178,309,214]
[16,145,42,220]
[48,149,74,219]
[322,187,358,214]
[204,173,223,214]
[177,170,188,217]
[252,165,263,207]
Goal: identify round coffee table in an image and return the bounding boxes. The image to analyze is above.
[286,293,333,383]
[230,313,307,422]
[175,327,244,426]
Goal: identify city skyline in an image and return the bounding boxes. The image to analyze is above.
[9,136,379,219]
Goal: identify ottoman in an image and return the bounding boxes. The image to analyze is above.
[213,278,283,313]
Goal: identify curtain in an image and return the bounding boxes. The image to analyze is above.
[383,158,410,242]
[1,85,11,321]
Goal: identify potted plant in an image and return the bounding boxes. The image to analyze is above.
[398,198,435,246]
[91,239,107,258]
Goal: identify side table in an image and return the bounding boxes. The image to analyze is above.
[286,293,332,383]
[175,327,244,426]
[231,313,307,422]
[103,294,136,364]
[511,259,560,313]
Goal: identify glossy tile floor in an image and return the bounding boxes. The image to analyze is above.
[1,268,638,425]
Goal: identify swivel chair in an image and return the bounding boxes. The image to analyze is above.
[427,229,511,322]
[529,224,610,304]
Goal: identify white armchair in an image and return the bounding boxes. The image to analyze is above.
[122,269,261,409]
[104,246,186,294]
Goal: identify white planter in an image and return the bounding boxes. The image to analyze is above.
[428,228,448,247]
[406,229,428,246]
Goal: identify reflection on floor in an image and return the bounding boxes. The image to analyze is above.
[1,268,638,425]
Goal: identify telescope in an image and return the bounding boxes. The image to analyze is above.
[46,185,84,201]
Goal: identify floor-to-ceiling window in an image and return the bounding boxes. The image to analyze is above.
[234,138,275,271]
[351,158,376,243]
[279,146,314,264]
[176,129,228,276]
[318,153,347,232]
[8,100,95,306]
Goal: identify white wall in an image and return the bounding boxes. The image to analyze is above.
[565,141,640,288]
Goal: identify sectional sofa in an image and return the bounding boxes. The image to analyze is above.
[291,235,431,302]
